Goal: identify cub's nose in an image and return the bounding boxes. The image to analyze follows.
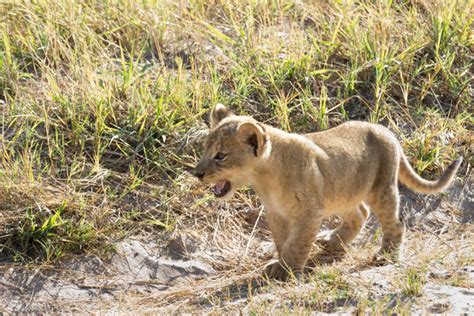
[193,170,205,180]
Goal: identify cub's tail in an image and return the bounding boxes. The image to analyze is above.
[398,153,462,194]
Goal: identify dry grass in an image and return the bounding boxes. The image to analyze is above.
[109,207,473,313]
[0,0,473,313]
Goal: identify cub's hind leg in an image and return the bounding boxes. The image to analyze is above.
[320,203,369,254]
[368,185,405,261]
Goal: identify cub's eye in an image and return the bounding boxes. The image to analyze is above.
[214,152,227,161]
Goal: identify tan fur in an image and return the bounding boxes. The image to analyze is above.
[194,104,462,280]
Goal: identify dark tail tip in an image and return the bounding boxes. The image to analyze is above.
[449,157,463,171]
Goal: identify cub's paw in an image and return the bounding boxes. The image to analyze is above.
[264,261,291,281]
[318,238,346,256]
[371,249,400,265]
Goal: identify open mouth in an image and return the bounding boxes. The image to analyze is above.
[212,180,231,198]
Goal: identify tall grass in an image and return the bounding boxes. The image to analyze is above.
[0,0,472,261]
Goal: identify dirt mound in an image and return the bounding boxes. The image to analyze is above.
[0,238,214,313]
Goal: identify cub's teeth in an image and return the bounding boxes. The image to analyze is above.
[212,186,221,195]
[215,180,227,191]
[212,180,230,197]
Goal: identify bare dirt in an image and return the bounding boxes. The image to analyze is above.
[1,177,472,313]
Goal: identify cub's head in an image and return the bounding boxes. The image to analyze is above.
[193,104,269,199]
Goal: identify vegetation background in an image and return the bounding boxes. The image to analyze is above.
[0,0,472,313]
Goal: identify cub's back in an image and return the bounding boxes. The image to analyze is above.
[303,121,400,204]
[305,121,398,157]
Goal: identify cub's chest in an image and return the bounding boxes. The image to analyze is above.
[260,192,294,218]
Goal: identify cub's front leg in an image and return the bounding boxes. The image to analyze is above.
[266,211,290,254]
[265,211,323,281]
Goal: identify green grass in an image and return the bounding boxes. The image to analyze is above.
[399,266,426,297]
[0,0,472,276]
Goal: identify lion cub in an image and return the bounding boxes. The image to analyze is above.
[194,104,462,280]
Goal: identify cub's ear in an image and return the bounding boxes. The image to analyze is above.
[237,121,266,157]
[209,103,234,128]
